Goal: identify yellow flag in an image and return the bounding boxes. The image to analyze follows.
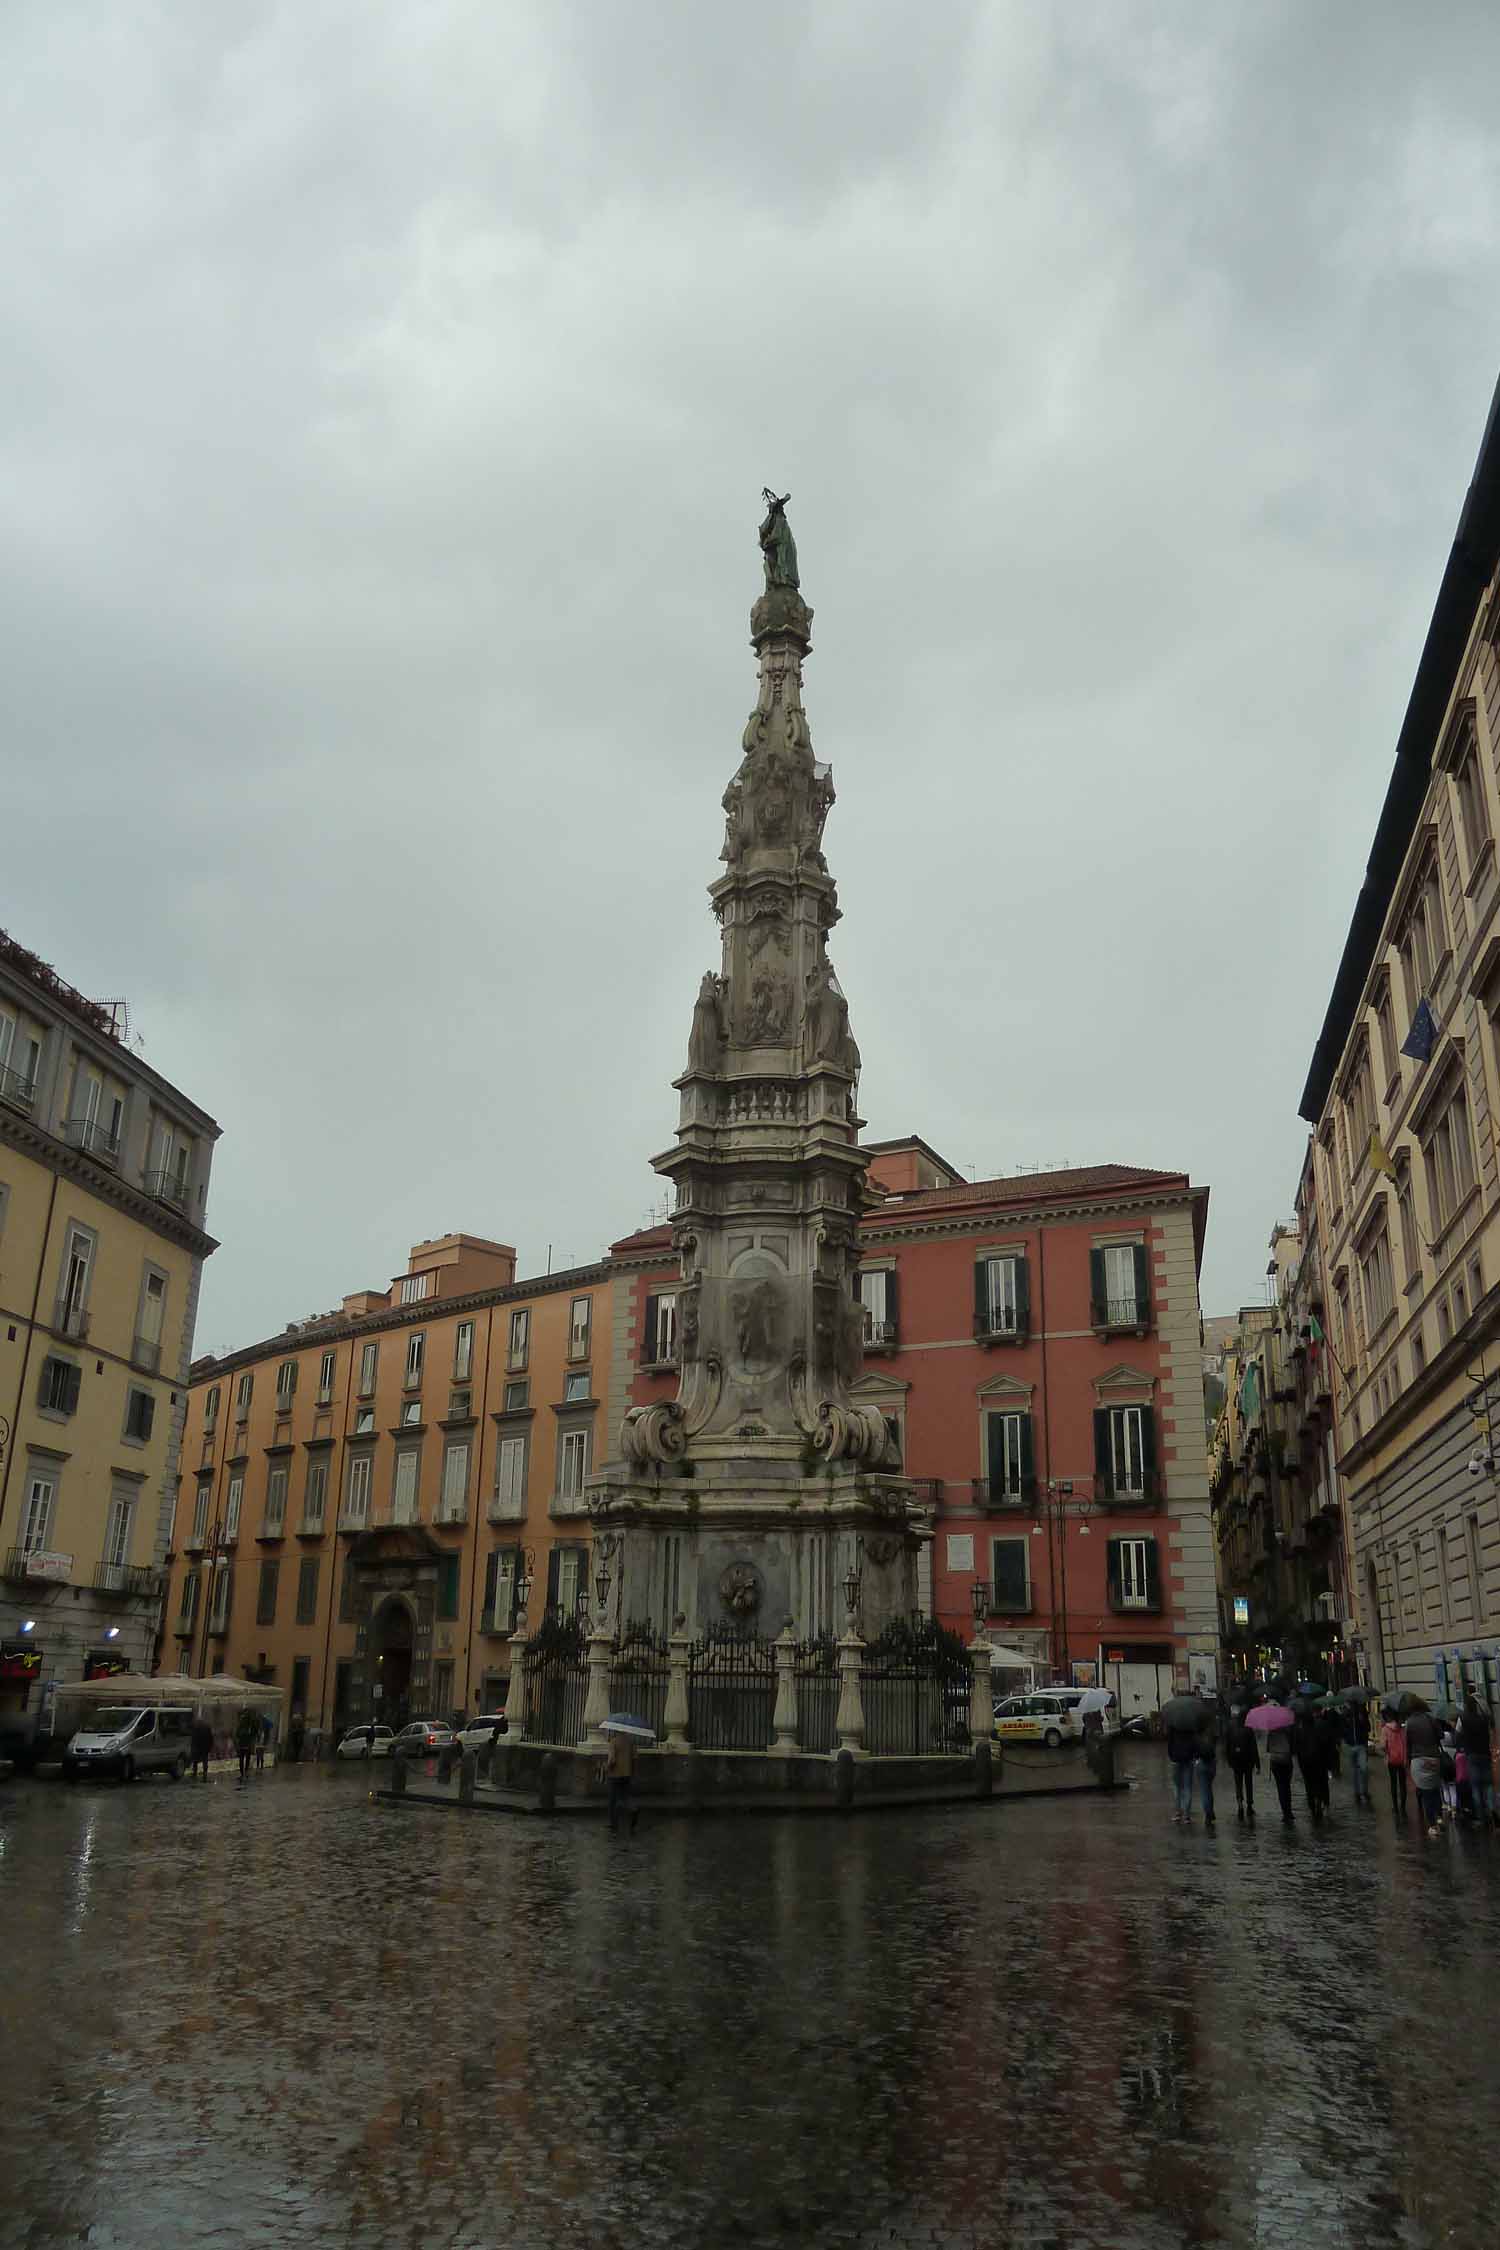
[1367,1130,1398,1182]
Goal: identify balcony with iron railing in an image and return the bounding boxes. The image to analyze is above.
[638,1343,680,1373]
[131,1335,162,1375]
[1094,1469,1158,1507]
[337,1508,371,1533]
[92,1560,158,1598]
[973,1310,1028,1346]
[862,1316,898,1353]
[969,1476,1037,1513]
[146,1166,189,1213]
[297,1514,327,1538]
[0,1064,37,1116]
[63,1114,122,1164]
[978,1579,1033,1616]
[1090,1294,1152,1335]
[54,1300,90,1343]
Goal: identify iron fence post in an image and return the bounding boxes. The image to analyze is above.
[968,1636,993,1745]
[771,1622,798,1754]
[835,1628,866,1756]
[582,1628,613,1747]
[503,1627,530,1742]
[662,1626,691,1750]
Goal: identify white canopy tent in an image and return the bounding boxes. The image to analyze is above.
[64,1672,283,1708]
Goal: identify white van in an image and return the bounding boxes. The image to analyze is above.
[63,1705,194,1782]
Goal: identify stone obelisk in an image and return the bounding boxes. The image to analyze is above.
[589,496,924,1637]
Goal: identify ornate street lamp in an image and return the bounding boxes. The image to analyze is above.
[970,1576,989,1624]
[514,1546,536,1622]
[842,1557,862,1619]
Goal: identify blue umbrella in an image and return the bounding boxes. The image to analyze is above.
[600,1712,656,1742]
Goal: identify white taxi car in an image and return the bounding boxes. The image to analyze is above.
[992,1692,1084,1749]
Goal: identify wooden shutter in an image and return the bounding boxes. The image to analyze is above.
[985,1412,1008,1494]
[974,1262,990,1332]
[1144,1537,1162,1611]
[884,1269,899,1335]
[483,1550,499,1619]
[993,1537,1028,1611]
[1019,1412,1036,1500]
[642,1294,659,1364]
[1139,1409,1158,1500]
[545,1546,561,1612]
[1106,1536,1124,1610]
[1013,1258,1031,1339]
[1093,1408,1112,1497]
[1089,1249,1106,1324]
[1132,1243,1150,1320]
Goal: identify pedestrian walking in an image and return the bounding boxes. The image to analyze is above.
[1341,1698,1372,1807]
[189,1711,214,1782]
[1195,1700,1218,1830]
[1165,1712,1200,1825]
[1266,1722,1296,1824]
[1440,1725,1460,1818]
[1380,1709,1409,1819]
[601,1729,639,1833]
[1294,1706,1330,1821]
[255,1712,271,1770]
[234,1707,259,1782]
[1404,1702,1444,1837]
[1458,1695,1496,1826]
[1225,1708,1260,1822]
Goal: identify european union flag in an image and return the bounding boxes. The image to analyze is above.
[1401,997,1439,1063]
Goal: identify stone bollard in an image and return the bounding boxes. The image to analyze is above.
[973,1739,993,1799]
[537,1751,557,1815]
[835,1746,855,1812]
[504,1628,530,1743]
[968,1635,994,1747]
[582,1629,614,1750]
[662,1625,691,1751]
[388,1755,407,1798]
[458,1750,477,1805]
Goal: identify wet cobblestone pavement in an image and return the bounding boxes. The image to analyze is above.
[2,1746,1498,2250]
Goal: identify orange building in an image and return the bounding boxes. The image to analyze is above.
[618,1138,1217,1722]
[163,1235,612,1736]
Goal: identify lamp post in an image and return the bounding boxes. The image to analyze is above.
[513,1545,536,1627]
[1031,1480,1092,1684]
[842,1548,863,1625]
[970,1575,989,1634]
[195,1520,229,1685]
[592,1530,619,1637]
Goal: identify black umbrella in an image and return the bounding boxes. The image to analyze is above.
[1160,1693,1208,1730]
[1334,1684,1377,1705]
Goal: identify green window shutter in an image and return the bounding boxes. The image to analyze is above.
[1019,1412,1036,1500]
[1133,1243,1150,1319]
[1139,1409,1158,1499]
[985,1412,1008,1493]
[483,1550,499,1617]
[1106,1537,1124,1610]
[974,1262,990,1331]
[1144,1537,1163,1611]
[1014,1259,1031,1339]
[1093,1408,1112,1496]
[545,1546,561,1612]
[885,1268,899,1335]
[437,1553,460,1621]
[993,1537,1028,1611]
[140,1393,155,1442]
[1089,1248,1106,1324]
[642,1294,659,1364]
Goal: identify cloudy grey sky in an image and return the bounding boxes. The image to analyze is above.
[7,1,1500,1350]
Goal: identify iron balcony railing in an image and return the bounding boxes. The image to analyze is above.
[979,1580,1032,1615]
[55,1301,90,1342]
[146,1167,189,1213]
[973,1310,1027,1343]
[131,1335,162,1374]
[1091,1295,1151,1332]
[0,1065,37,1115]
[297,1515,327,1537]
[863,1317,897,1349]
[64,1115,122,1163]
[969,1476,1037,1511]
[639,1343,680,1371]
[92,1560,158,1598]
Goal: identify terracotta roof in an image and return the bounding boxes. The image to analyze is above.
[610,1223,674,1255]
[867,1162,1190,1218]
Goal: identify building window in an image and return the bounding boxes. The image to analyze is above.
[135,1269,167,1370]
[641,1293,678,1367]
[317,1350,336,1403]
[568,1297,591,1362]
[223,1473,242,1540]
[123,1389,156,1444]
[548,1543,584,1617]
[1091,1245,1148,1330]
[205,1386,221,1432]
[392,1449,420,1525]
[21,1467,56,1555]
[149,1120,193,1210]
[454,1321,474,1381]
[0,1008,41,1105]
[1094,1405,1155,1501]
[494,1435,527,1517]
[448,1389,472,1421]
[304,1458,328,1529]
[399,1273,432,1305]
[56,1225,95,1338]
[983,1410,1033,1502]
[344,1454,372,1528]
[1374,981,1399,1087]
[37,1357,81,1417]
[358,1341,378,1397]
[235,1370,254,1418]
[1411,1326,1426,1375]
[179,1570,200,1629]
[1397,1169,1420,1281]
[1359,1229,1395,1333]
[1425,1086,1476,1231]
[860,1269,898,1348]
[508,1308,530,1372]
[503,1380,529,1413]
[989,1535,1030,1613]
[354,1406,375,1435]
[256,1559,280,1626]
[558,1427,590,1500]
[275,1359,298,1405]
[974,1255,1027,1339]
[1467,1511,1487,1626]
[436,1553,461,1622]
[400,1399,423,1427]
[1108,1535,1161,1610]
[1454,733,1490,869]
[484,1547,518,1632]
[404,1332,425,1390]
[208,1560,231,1632]
[1398,859,1446,1015]
[563,1371,591,1404]
[103,1488,134,1573]
[439,1443,470,1521]
[263,1466,288,1534]
[296,1555,320,1626]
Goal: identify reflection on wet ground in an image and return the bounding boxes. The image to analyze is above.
[1,1746,1496,2248]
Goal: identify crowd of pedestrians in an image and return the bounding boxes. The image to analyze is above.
[1164,1680,1497,1838]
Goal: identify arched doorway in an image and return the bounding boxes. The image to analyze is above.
[372,1598,415,1728]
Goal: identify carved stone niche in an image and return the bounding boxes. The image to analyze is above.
[719,1561,763,1619]
[726,1247,789,1381]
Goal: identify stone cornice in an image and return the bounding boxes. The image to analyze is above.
[860,1184,1197,1248]
[0,1103,218,1260]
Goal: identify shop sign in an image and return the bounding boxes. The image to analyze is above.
[84,1651,130,1681]
[0,1643,43,1680]
[1104,1648,1126,1663]
[1232,1596,1250,1626]
[23,1550,72,1583]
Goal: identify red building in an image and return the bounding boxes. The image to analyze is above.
[615,1137,1216,1727]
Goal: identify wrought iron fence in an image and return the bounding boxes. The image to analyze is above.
[687,1624,775,1751]
[794,1633,839,1753]
[859,1617,971,1757]
[609,1618,669,1739]
[524,1614,590,1746]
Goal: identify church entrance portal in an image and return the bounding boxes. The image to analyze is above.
[373,1599,414,1728]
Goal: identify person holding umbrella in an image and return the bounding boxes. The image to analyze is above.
[1458,1694,1496,1825]
[1337,1690,1372,1808]
[1245,1697,1297,1823]
[1161,1692,1218,1827]
[598,1712,654,1833]
[1225,1702,1260,1822]
[1403,1698,1444,1837]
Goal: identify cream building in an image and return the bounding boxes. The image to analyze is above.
[1300,379,1500,1706]
[0,929,219,1754]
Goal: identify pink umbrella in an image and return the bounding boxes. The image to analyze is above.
[1245,1702,1294,1733]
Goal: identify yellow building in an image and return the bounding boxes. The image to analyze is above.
[0,929,219,1753]
[164,1235,613,1739]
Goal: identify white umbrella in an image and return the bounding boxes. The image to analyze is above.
[1075,1687,1113,1716]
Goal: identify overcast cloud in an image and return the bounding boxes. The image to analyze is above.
[6,1,1500,1352]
